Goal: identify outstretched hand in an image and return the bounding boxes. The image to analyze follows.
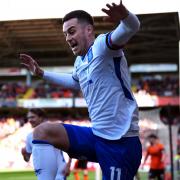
[20,54,44,77]
[102,0,129,23]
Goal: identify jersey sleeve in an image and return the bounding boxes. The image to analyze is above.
[25,133,32,154]
[43,57,80,90]
[95,12,140,54]
[43,71,80,90]
[109,12,140,49]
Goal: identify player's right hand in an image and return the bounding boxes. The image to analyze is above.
[20,53,44,77]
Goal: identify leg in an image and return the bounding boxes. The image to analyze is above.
[83,169,88,180]
[74,160,80,180]
[73,169,80,180]
[33,121,70,151]
[148,169,156,180]
[32,123,97,180]
[32,144,59,180]
[32,121,70,180]
[96,136,142,180]
[157,169,165,180]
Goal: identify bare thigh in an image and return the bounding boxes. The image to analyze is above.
[33,121,70,151]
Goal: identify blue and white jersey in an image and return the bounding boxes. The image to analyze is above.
[72,33,139,140]
[26,132,33,153]
[44,12,140,140]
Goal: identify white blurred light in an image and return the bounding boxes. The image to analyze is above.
[130,64,178,73]
[0,0,179,21]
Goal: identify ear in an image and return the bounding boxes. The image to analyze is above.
[86,24,94,35]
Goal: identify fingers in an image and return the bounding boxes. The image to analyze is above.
[102,2,118,15]
[20,54,35,72]
[101,8,109,15]
[20,54,32,65]
[20,53,35,66]
[20,62,30,69]
[105,3,117,10]
[20,53,32,60]
[112,3,117,7]
[106,4,112,9]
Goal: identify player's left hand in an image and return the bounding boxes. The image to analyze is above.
[102,0,129,22]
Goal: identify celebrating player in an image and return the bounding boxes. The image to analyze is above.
[20,1,142,179]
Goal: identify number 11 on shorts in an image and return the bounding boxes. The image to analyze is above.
[110,166,121,180]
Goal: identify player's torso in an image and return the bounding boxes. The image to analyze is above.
[75,34,134,107]
[74,34,138,139]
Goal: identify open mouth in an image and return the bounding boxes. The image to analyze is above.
[70,42,78,50]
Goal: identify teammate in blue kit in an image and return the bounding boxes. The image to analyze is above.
[21,108,71,180]
[20,1,142,179]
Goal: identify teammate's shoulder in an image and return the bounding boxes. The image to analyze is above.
[26,132,33,140]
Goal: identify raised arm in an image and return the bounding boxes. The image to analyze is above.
[20,53,80,90]
[102,0,140,47]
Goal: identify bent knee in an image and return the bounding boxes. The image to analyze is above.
[33,121,50,140]
[33,121,69,150]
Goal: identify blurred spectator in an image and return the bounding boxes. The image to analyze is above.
[142,134,165,180]
[0,117,20,139]
[73,159,88,180]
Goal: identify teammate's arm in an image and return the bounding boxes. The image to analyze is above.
[62,158,72,177]
[102,0,140,48]
[20,53,80,90]
[21,147,31,162]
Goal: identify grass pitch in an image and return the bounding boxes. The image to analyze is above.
[0,170,148,180]
[0,170,95,180]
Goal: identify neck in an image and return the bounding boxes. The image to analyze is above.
[83,38,94,56]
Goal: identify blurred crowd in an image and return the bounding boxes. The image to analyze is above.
[0,115,179,175]
[0,117,91,170]
[0,75,178,102]
[0,81,76,100]
[132,75,179,97]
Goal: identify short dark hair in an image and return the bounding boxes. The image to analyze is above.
[28,108,46,118]
[148,134,158,139]
[62,10,94,26]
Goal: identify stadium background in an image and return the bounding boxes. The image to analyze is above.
[0,0,179,179]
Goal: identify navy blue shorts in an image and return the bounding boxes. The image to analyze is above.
[63,124,142,180]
